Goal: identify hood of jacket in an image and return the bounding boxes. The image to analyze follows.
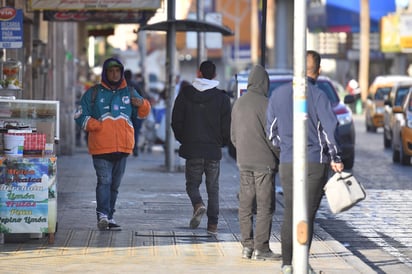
[101,57,127,90]
[247,65,269,97]
[192,78,219,91]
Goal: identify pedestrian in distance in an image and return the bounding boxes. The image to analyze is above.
[124,69,145,157]
[266,50,344,274]
[171,60,231,235]
[74,57,151,231]
[230,64,282,261]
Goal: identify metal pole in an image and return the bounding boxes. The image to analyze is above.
[293,0,308,273]
[138,29,147,92]
[260,0,267,67]
[197,0,205,67]
[165,0,176,171]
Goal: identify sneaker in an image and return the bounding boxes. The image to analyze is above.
[97,213,109,230]
[242,247,253,259]
[281,265,292,274]
[251,249,281,261]
[207,223,218,235]
[108,219,122,231]
[189,203,206,229]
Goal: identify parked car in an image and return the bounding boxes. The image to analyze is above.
[365,75,412,132]
[383,80,412,148]
[228,73,356,169]
[391,88,412,165]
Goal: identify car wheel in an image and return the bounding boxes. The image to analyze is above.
[343,157,354,170]
[399,139,411,165]
[383,130,391,148]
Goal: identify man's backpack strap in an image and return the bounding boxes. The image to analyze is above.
[90,84,100,109]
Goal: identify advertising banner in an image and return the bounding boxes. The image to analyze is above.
[0,157,57,234]
[381,14,401,53]
[400,13,412,51]
[29,0,161,10]
[43,10,155,23]
[0,8,23,49]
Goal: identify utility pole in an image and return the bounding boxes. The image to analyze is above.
[260,0,267,67]
[197,0,205,66]
[251,0,259,65]
[165,0,176,171]
[359,0,370,102]
[293,0,309,273]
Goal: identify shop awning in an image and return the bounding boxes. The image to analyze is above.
[139,19,233,36]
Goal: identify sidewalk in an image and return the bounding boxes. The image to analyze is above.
[0,147,374,273]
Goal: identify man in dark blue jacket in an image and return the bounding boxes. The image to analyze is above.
[266,50,344,273]
[171,60,231,235]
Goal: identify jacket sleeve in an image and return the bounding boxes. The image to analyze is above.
[171,91,185,143]
[74,87,102,132]
[221,93,232,147]
[266,96,280,149]
[230,102,237,148]
[130,88,151,119]
[314,89,342,163]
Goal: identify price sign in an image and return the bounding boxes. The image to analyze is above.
[0,7,23,49]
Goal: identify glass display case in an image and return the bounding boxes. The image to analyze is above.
[0,98,60,144]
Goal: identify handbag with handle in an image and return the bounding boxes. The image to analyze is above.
[323,171,366,214]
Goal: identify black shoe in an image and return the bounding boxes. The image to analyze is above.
[133,147,138,157]
[251,249,281,261]
[242,247,253,259]
[108,219,122,231]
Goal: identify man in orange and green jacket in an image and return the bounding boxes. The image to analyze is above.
[74,57,151,231]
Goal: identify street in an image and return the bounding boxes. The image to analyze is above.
[316,114,412,273]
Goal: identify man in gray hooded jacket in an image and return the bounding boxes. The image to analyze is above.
[231,65,281,261]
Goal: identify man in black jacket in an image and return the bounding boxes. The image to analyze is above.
[171,60,231,235]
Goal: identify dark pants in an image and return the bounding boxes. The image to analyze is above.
[238,170,275,251]
[279,162,329,266]
[185,158,220,225]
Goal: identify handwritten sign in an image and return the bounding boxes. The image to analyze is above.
[0,157,57,234]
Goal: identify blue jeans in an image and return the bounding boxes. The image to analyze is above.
[93,156,128,220]
[185,158,220,225]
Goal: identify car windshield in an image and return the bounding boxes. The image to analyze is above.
[395,87,410,106]
[315,80,340,104]
[375,87,391,100]
[409,96,412,111]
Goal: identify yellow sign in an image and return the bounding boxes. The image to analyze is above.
[400,13,412,51]
[381,14,401,52]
